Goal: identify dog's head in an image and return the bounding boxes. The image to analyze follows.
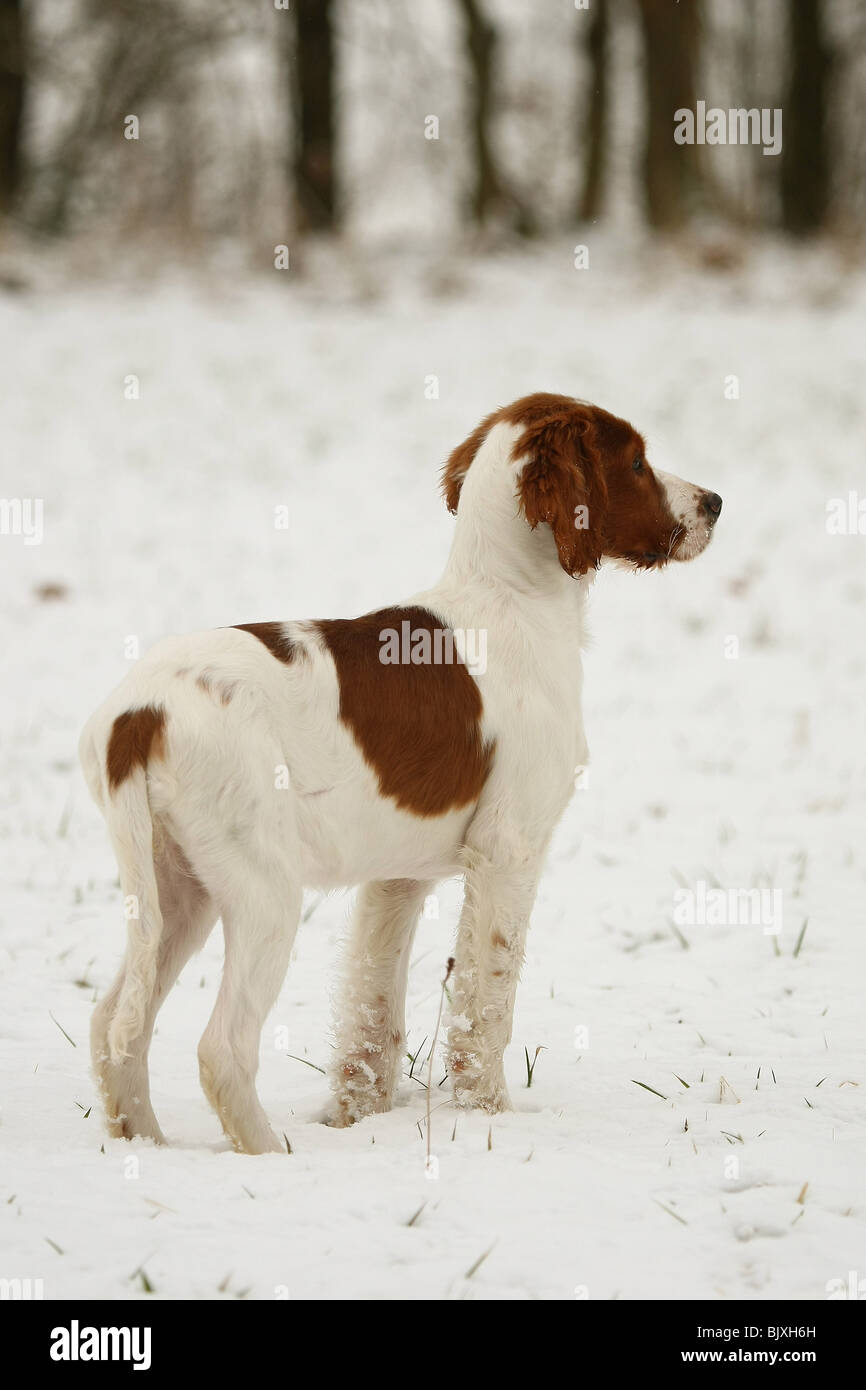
[442,393,722,575]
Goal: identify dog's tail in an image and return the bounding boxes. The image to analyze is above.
[80,707,166,1063]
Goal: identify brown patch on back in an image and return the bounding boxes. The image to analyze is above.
[315,605,493,817]
[233,621,298,664]
[106,706,166,792]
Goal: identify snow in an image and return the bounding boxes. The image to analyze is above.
[2,242,865,1300]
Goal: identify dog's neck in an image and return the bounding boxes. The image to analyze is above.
[438,421,587,609]
[420,421,588,720]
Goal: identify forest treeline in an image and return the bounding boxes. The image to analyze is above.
[0,0,858,248]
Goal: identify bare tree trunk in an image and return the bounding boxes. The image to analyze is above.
[460,0,497,224]
[292,0,337,232]
[458,0,533,235]
[577,0,608,222]
[636,0,701,230]
[0,0,25,216]
[780,0,830,235]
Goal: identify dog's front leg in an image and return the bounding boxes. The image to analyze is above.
[448,847,542,1113]
[329,877,432,1127]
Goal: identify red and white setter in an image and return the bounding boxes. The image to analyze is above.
[80,393,722,1152]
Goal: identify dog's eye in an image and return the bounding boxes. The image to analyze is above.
[632,457,644,472]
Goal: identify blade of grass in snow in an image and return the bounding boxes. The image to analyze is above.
[425,957,453,1167]
[407,1036,427,1080]
[49,1012,76,1047]
[285,1053,325,1074]
[524,1045,544,1087]
[653,1200,688,1226]
[632,1079,668,1101]
[669,919,690,950]
[464,1242,496,1279]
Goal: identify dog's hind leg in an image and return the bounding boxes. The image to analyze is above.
[328,878,432,1127]
[197,863,302,1155]
[92,832,218,1143]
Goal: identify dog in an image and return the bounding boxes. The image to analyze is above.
[79,392,722,1152]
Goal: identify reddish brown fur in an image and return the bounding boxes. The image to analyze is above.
[106,706,166,792]
[233,621,298,664]
[316,606,493,817]
[442,392,680,576]
[441,415,494,513]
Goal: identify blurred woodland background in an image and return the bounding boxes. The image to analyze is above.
[0,0,863,274]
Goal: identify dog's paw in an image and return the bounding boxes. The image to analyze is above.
[325,1056,396,1127]
[323,1092,394,1127]
[321,1105,356,1129]
[450,1056,511,1113]
[453,1087,512,1114]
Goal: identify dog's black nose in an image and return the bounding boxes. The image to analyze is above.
[702,492,723,519]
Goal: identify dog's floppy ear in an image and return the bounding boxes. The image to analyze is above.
[516,410,607,576]
[441,409,500,514]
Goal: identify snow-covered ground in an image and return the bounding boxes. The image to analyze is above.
[2,242,865,1301]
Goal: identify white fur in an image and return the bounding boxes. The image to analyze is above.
[80,419,703,1150]
[655,467,714,561]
